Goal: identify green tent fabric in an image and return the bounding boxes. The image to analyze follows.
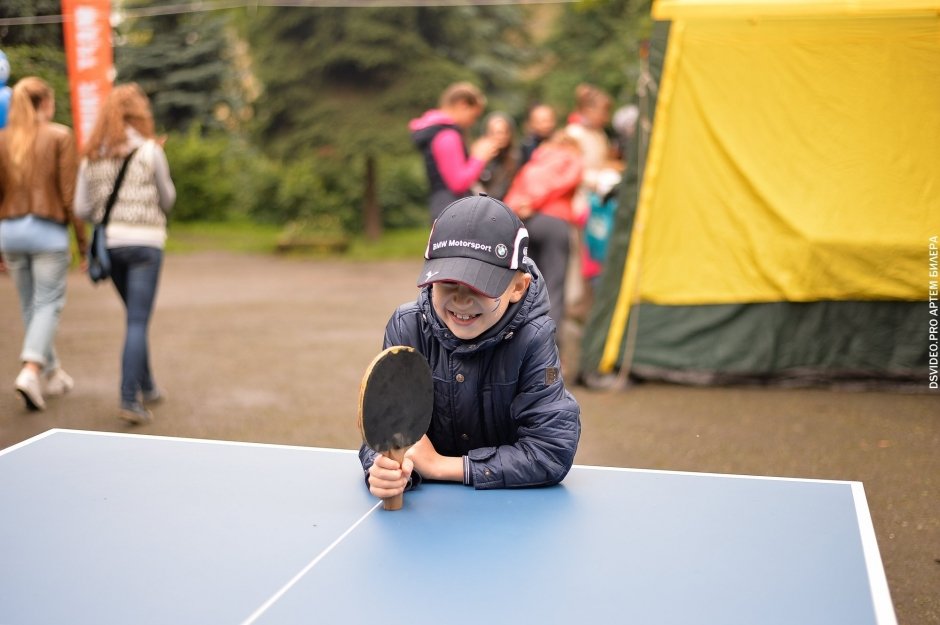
[579,12,936,389]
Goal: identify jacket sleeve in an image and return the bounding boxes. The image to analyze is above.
[466,321,581,489]
[504,150,583,215]
[73,161,93,222]
[56,129,78,214]
[150,142,176,213]
[57,131,87,256]
[431,128,485,194]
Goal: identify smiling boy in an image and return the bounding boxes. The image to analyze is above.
[359,194,581,497]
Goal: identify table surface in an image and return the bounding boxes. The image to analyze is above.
[0,429,896,625]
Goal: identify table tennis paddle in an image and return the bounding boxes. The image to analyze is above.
[358,345,433,511]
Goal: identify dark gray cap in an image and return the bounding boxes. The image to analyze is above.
[417,194,529,297]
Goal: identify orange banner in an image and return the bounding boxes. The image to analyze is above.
[62,0,114,149]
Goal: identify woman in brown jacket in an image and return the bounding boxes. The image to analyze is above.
[0,76,86,411]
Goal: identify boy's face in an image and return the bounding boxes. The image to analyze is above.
[431,273,531,340]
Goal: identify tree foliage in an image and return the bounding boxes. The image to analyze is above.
[245,6,530,161]
[1,46,71,123]
[115,2,243,133]
[0,1,63,48]
[242,6,532,232]
[0,1,652,230]
[0,1,70,120]
[536,0,653,113]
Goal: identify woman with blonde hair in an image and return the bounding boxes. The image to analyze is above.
[0,76,85,411]
[75,83,176,424]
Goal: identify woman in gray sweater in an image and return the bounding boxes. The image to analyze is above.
[75,83,175,424]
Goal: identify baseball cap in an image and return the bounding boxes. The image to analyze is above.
[417,194,529,298]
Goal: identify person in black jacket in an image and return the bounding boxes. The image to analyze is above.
[360,194,581,497]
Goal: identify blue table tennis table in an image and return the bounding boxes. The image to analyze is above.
[0,429,895,625]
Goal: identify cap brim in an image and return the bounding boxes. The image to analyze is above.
[417,257,516,298]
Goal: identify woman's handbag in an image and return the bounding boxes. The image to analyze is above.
[88,148,138,284]
[87,224,110,283]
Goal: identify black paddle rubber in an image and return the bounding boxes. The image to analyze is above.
[358,346,433,511]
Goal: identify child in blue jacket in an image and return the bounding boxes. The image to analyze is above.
[359,194,581,498]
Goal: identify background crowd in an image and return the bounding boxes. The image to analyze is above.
[411,80,638,368]
[1,68,638,420]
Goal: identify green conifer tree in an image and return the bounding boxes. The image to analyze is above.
[115,2,242,133]
[245,5,529,236]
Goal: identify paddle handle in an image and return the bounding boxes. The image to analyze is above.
[383,447,407,511]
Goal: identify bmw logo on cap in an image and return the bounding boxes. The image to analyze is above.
[495,243,508,259]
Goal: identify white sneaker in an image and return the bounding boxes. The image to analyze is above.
[44,368,75,396]
[15,369,45,411]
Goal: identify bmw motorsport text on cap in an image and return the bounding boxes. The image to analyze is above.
[417,194,529,298]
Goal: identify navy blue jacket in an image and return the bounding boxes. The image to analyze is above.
[359,263,581,489]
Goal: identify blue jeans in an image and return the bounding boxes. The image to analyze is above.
[109,246,163,405]
[4,250,70,371]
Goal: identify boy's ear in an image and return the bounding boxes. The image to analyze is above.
[507,272,532,303]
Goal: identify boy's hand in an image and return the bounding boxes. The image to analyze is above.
[408,435,463,482]
[367,453,413,500]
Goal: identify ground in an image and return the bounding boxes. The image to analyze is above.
[1,250,938,624]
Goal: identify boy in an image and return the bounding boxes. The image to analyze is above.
[359,194,581,498]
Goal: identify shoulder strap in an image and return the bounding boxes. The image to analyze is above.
[101,148,139,226]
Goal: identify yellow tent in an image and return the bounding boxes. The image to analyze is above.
[585,0,939,385]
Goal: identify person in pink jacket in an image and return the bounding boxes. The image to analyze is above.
[504,131,583,330]
[410,82,498,222]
